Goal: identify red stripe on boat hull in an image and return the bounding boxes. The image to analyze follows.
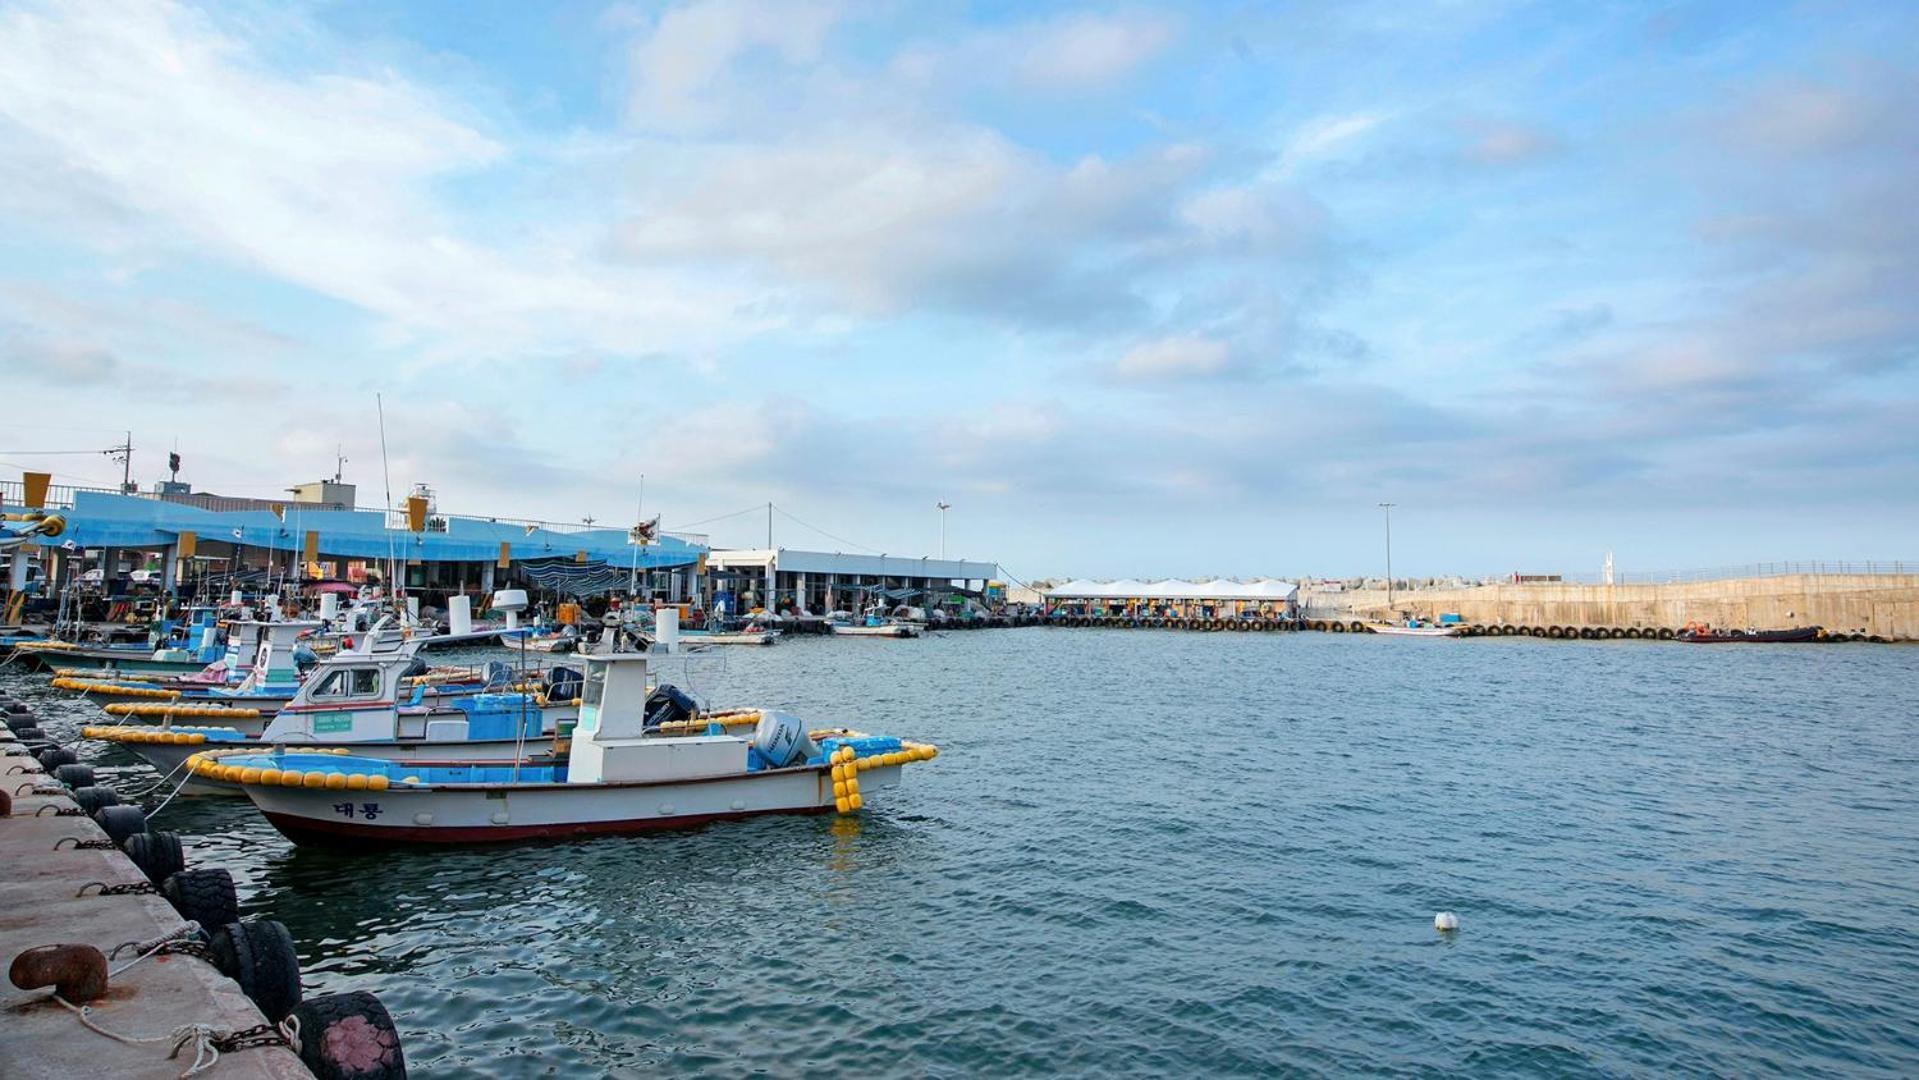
[263,805,832,847]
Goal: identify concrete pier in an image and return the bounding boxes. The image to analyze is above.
[0,748,308,1078]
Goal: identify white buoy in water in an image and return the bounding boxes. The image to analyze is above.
[1434,911,1459,932]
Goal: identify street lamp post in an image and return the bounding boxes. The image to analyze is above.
[1378,503,1395,612]
[936,501,951,559]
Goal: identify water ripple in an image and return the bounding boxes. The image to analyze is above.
[9,631,1918,1076]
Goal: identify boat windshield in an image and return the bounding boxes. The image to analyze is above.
[581,664,607,707]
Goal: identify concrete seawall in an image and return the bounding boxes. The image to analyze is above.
[1303,574,1919,641]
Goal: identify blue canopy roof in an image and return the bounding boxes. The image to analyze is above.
[7,492,702,568]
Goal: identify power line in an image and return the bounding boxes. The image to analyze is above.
[772,505,883,554]
[666,504,765,530]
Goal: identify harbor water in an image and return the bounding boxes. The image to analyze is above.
[13,631,1919,1076]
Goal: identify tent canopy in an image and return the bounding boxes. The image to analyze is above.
[1044,578,1297,602]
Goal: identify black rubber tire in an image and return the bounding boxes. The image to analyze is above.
[93,804,146,845]
[289,990,407,1079]
[209,919,302,1023]
[36,747,78,770]
[11,725,43,741]
[163,868,239,929]
[71,785,121,815]
[123,830,186,885]
[53,763,96,788]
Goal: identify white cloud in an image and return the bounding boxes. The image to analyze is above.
[626,0,842,132]
[1271,110,1392,176]
[1012,11,1177,89]
[0,0,761,362]
[1113,335,1233,381]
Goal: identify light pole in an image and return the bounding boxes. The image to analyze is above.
[936,502,951,559]
[1378,503,1395,612]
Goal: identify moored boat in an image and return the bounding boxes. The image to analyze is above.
[203,648,937,844]
[1367,619,1462,638]
[82,621,580,793]
[1675,624,1821,643]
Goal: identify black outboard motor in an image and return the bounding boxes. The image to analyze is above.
[642,684,698,731]
[481,660,513,690]
[546,665,583,701]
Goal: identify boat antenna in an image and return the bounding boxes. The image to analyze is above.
[377,394,398,611]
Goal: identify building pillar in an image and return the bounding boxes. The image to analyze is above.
[163,542,180,593]
[764,559,775,613]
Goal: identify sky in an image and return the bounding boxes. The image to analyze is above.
[0,0,1914,581]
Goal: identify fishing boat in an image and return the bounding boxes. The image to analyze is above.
[682,617,779,646]
[830,612,920,638]
[47,618,314,706]
[15,608,233,674]
[1675,624,1821,644]
[202,648,937,844]
[82,622,581,793]
[1368,618,1462,638]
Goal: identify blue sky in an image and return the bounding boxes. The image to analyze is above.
[1,0,1914,580]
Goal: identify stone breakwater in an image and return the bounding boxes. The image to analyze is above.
[1305,573,1919,641]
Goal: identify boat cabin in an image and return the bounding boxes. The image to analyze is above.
[569,652,747,785]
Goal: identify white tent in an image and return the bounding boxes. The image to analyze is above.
[1044,578,1297,602]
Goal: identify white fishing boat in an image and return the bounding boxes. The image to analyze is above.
[200,647,937,844]
[84,621,580,794]
[1368,619,1463,638]
[682,618,780,646]
[830,612,920,638]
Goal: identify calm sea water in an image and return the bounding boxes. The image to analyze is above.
[15,631,1919,1076]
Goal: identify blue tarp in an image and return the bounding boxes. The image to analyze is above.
[4,492,702,567]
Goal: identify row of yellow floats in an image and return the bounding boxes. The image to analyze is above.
[186,749,392,791]
[830,741,939,815]
[50,677,181,698]
[80,725,217,745]
[101,702,261,719]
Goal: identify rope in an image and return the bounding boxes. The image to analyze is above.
[46,929,302,1078]
[108,923,203,976]
[143,760,200,819]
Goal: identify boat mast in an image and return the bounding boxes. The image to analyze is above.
[1378,502,1395,612]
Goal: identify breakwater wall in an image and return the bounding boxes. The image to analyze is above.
[1304,574,1919,641]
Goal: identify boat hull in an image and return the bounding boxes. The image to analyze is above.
[683,631,778,645]
[123,737,564,795]
[26,651,209,674]
[1677,627,1821,643]
[1368,624,1462,637]
[247,762,904,845]
[832,625,919,638]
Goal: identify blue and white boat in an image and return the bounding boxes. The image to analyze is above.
[85,621,580,792]
[195,648,938,844]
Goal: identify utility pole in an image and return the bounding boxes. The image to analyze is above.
[936,501,951,559]
[1378,502,1396,611]
[766,502,773,549]
[109,431,133,493]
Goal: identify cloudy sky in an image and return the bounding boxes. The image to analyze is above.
[1,1,1914,580]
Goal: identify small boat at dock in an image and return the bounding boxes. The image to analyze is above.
[1675,624,1821,643]
[1367,619,1463,638]
[197,648,937,844]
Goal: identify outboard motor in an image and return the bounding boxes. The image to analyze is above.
[546,666,583,701]
[753,710,813,768]
[642,684,697,731]
[481,660,513,690]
